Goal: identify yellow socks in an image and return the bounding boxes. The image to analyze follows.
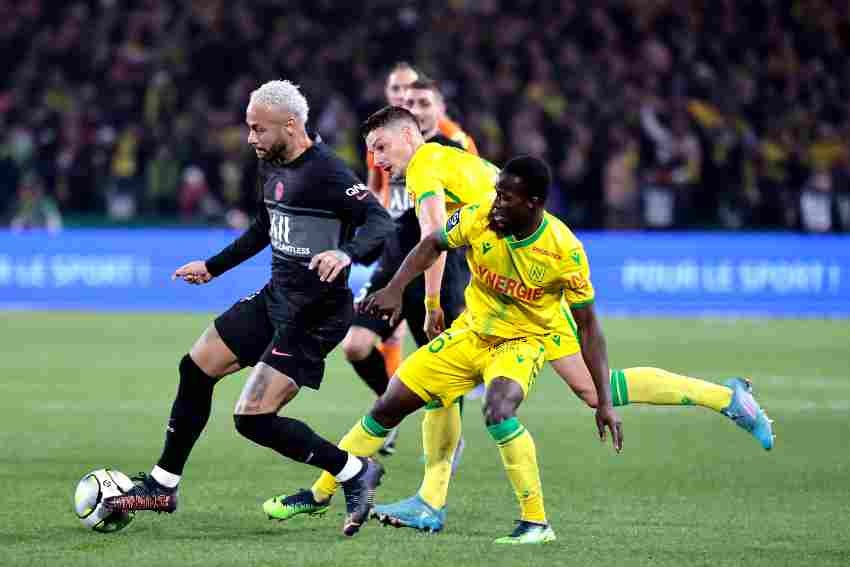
[311,415,388,502]
[487,417,546,524]
[612,367,732,412]
[417,401,462,510]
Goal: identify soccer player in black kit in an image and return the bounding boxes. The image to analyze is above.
[104,80,394,537]
[264,79,474,520]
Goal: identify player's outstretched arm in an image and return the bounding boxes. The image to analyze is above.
[360,229,448,326]
[571,303,623,452]
[172,260,214,285]
[204,211,271,277]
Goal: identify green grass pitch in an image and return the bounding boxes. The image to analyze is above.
[1,312,848,566]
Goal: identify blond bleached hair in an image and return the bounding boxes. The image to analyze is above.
[249,80,309,124]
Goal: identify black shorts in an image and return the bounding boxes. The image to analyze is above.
[353,232,469,348]
[214,282,353,390]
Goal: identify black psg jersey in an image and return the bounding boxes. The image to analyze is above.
[206,143,393,289]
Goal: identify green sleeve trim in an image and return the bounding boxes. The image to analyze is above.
[568,299,595,309]
[507,216,549,249]
[424,399,444,410]
[417,190,439,204]
[361,415,390,438]
[560,304,579,340]
[443,188,462,203]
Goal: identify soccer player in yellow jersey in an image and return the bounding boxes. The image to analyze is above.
[336,156,619,543]
[356,68,479,454]
[263,108,775,537]
[347,73,473,457]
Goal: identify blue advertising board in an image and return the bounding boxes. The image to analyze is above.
[579,232,849,317]
[1,229,848,317]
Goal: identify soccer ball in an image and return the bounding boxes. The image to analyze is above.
[73,468,136,533]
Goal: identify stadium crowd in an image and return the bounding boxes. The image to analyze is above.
[1,0,848,232]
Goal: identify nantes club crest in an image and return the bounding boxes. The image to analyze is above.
[528,263,547,283]
[274,181,285,201]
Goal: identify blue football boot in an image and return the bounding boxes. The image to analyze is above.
[721,378,775,450]
[371,494,446,533]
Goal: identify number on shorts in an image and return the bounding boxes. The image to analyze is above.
[427,330,453,353]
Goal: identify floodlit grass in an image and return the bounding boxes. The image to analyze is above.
[2,312,848,566]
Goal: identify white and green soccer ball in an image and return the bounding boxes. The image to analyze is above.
[74,468,135,533]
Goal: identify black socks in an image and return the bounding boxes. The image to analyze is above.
[233,413,348,475]
[351,347,390,396]
[156,354,217,475]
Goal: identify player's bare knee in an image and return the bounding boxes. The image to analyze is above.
[482,392,516,425]
[342,338,372,362]
[341,327,376,362]
[482,379,523,425]
[483,398,516,426]
[190,324,239,377]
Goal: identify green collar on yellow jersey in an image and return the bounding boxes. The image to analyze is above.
[506,216,548,249]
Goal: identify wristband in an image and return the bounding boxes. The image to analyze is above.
[424,295,441,311]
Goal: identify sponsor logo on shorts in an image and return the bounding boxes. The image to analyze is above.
[271,348,293,357]
[489,337,528,355]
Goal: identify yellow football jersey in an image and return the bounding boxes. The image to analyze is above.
[439,200,594,338]
[405,142,499,214]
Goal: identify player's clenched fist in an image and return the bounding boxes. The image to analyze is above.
[172,260,213,285]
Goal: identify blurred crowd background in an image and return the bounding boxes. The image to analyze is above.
[1,0,849,233]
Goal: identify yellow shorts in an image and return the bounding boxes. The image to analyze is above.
[542,304,581,362]
[397,320,546,408]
